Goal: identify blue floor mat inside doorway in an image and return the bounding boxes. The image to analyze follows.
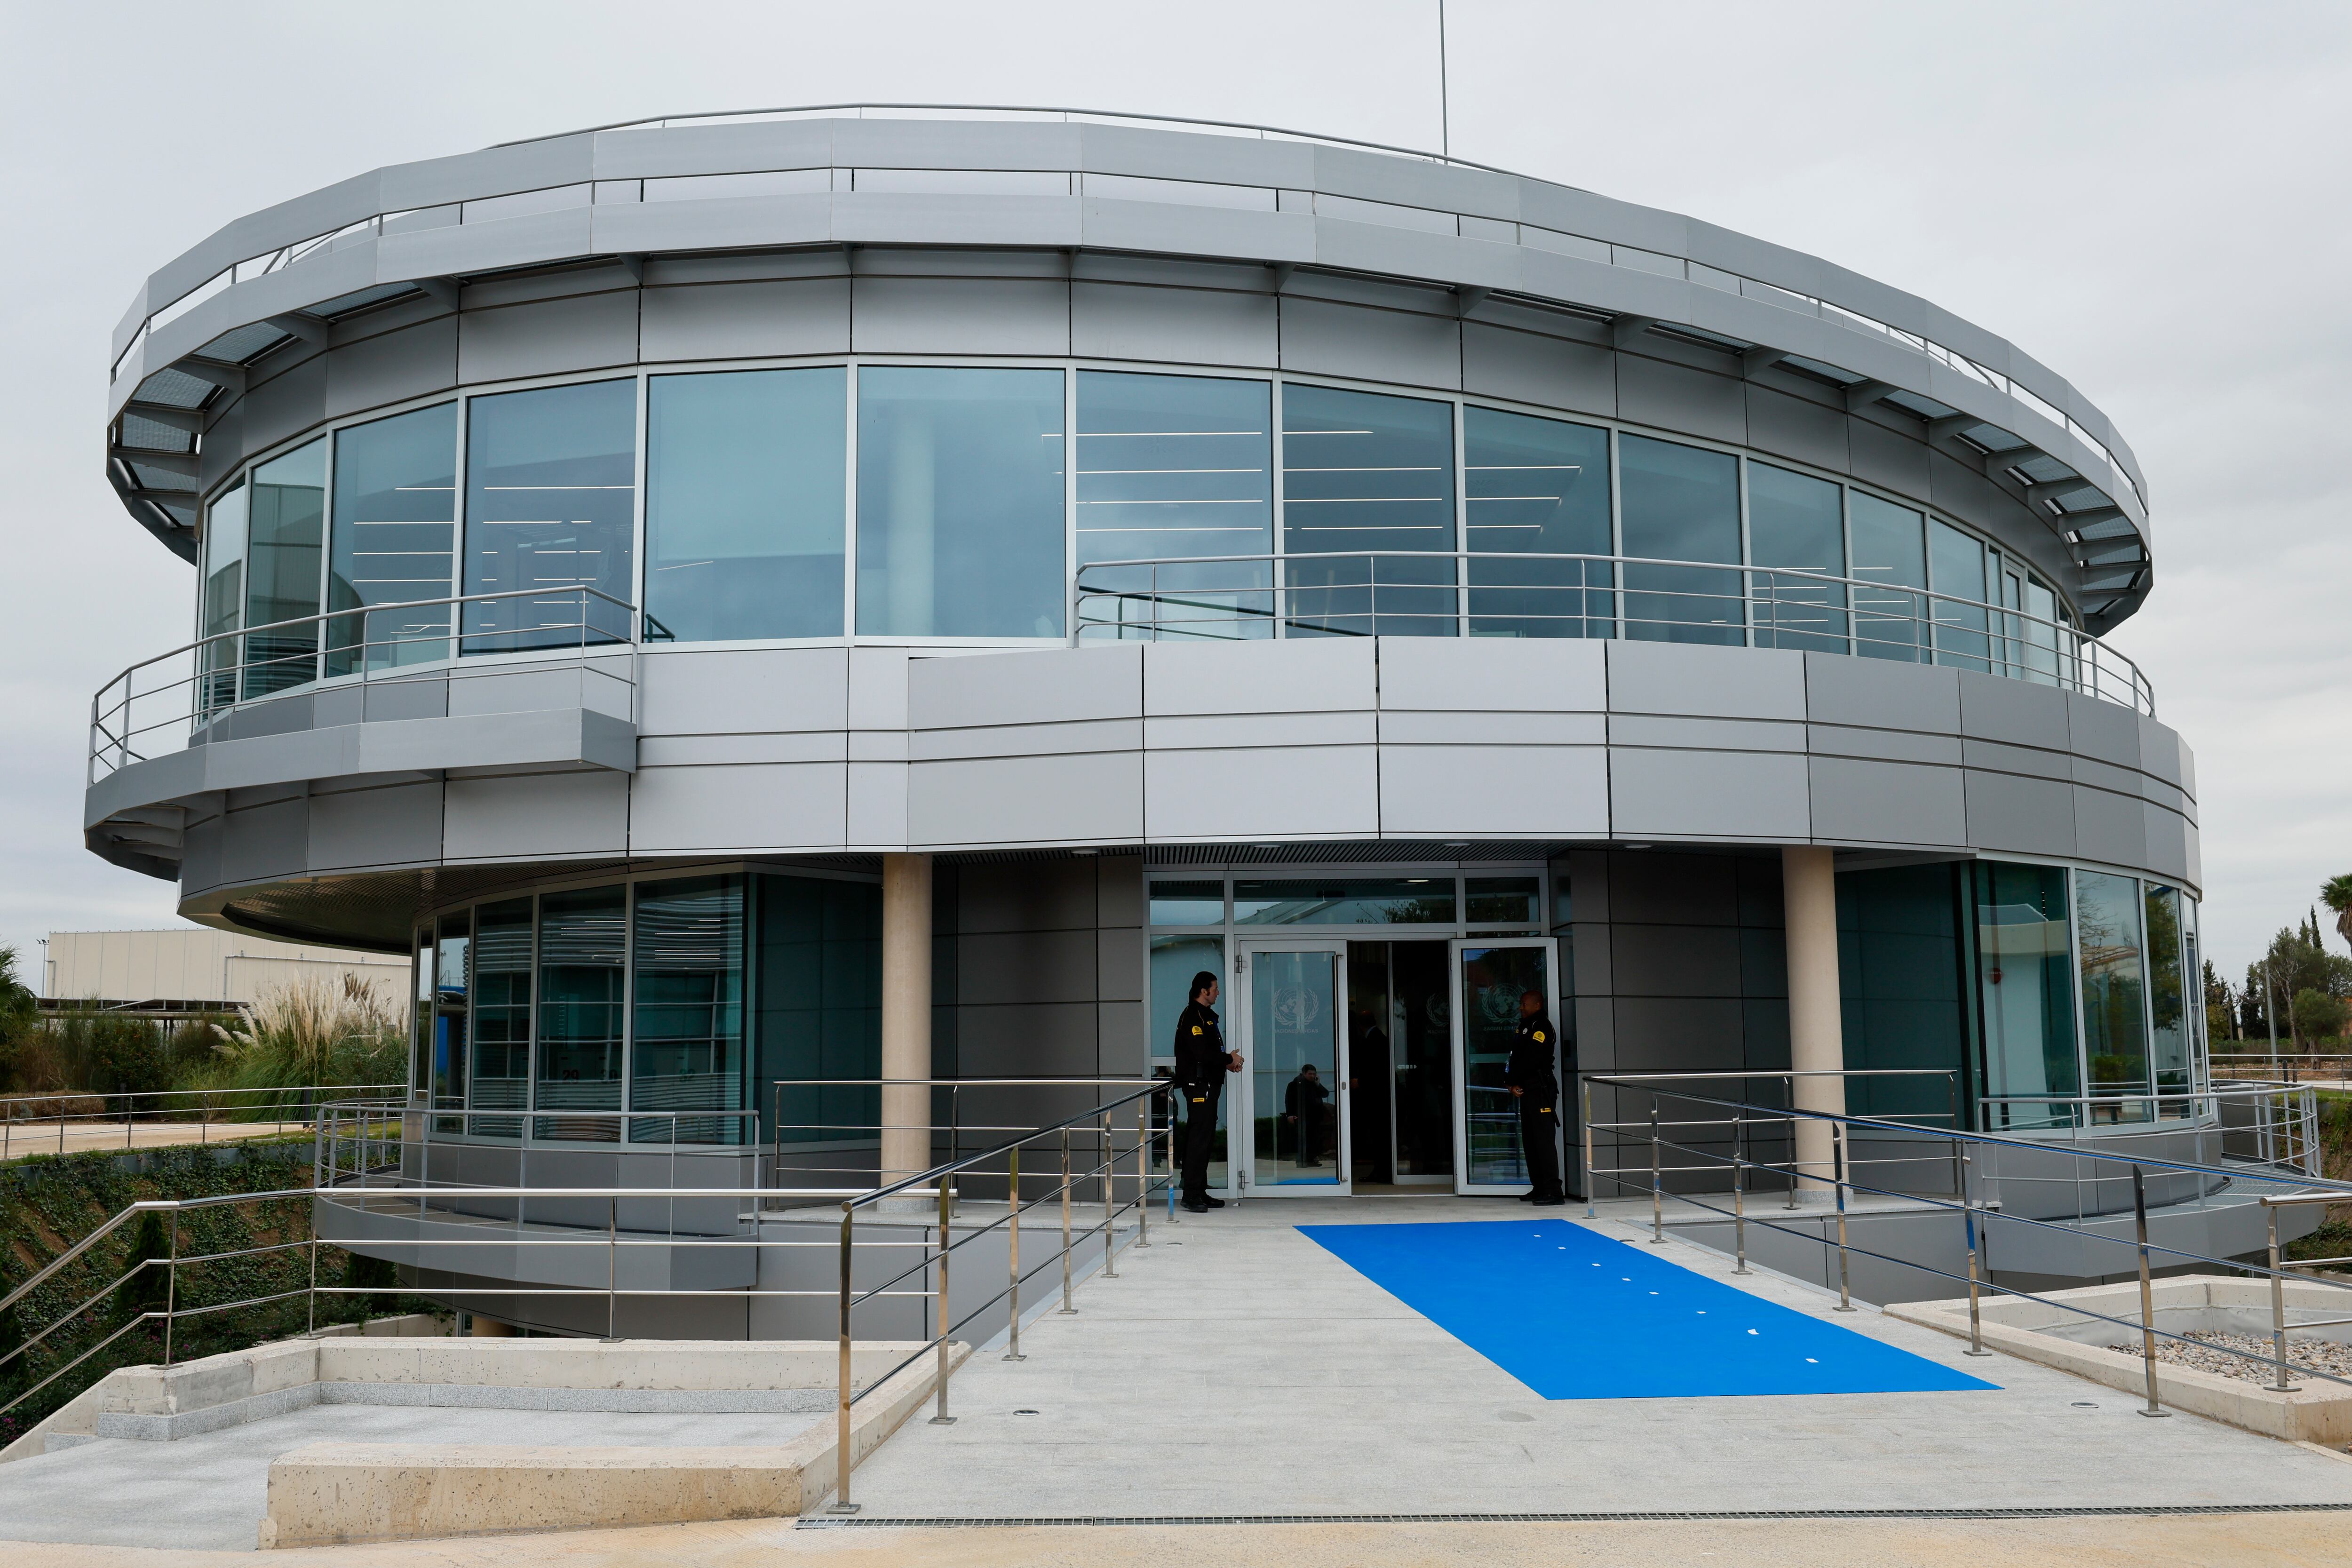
[1297,1218,1998,1400]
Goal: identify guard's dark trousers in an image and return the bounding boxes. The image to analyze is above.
[1180,1084,1221,1201]
[1519,1098,1565,1201]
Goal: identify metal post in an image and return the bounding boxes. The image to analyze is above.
[1648,1105,1665,1243]
[162,1210,180,1366]
[606,1195,618,1340]
[2132,1165,2169,1417]
[1058,1128,1076,1315]
[1102,1113,1118,1278]
[1134,1100,1150,1248]
[833,1203,857,1512]
[1831,1121,1855,1311]
[931,1174,954,1425]
[1961,1154,1990,1356]
[2268,1205,2300,1392]
[307,1214,319,1337]
[1731,1118,1750,1275]
[1581,1078,1597,1218]
[1002,1144,1025,1361]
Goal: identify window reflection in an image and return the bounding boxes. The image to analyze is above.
[200,478,248,716]
[1971,863,2081,1131]
[1463,407,1611,638]
[470,898,532,1138]
[2075,870,2151,1118]
[1929,519,1991,673]
[1748,462,1847,653]
[1850,492,1927,662]
[630,875,747,1145]
[535,885,626,1140]
[329,403,457,675]
[1618,435,1740,645]
[1281,384,1454,637]
[244,438,327,697]
[856,366,1066,638]
[1234,878,1458,925]
[1077,371,1272,641]
[463,380,637,653]
[2144,883,2191,1109]
[432,909,471,1127]
[646,369,845,642]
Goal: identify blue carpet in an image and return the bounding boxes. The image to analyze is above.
[1297,1218,1998,1400]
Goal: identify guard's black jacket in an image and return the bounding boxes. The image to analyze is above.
[1506,1012,1561,1106]
[1173,1000,1227,1087]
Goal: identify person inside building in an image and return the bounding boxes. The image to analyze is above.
[1506,987,1567,1205]
[1286,1061,1333,1167]
[1175,971,1240,1212]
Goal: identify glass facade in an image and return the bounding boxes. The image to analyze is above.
[1971,862,2080,1131]
[1462,407,1612,638]
[1618,434,1741,646]
[1836,864,1966,1122]
[198,363,2087,708]
[1235,878,1459,926]
[463,378,638,651]
[2075,869,2151,1113]
[408,871,883,1146]
[855,366,1066,638]
[1281,383,1455,637]
[327,403,458,675]
[646,368,845,642]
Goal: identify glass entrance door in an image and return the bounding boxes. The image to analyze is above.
[1448,939,1561,1196]
[1347,940,1453,1186]
[1236,941,1349,1195]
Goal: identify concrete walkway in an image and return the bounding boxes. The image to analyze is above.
[1,1120,299,1161]
[841,1194,2352,1516]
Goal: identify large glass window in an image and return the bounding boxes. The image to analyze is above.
[200,478,249,716]
[1280,383,1455,637]
[757,875,882,1147]
[463,379,637,652]
[1850,492,1927,662]
[243,437,328,696]
[1836,864,1964,1122]
[535,884,627,1140]
[2075,870,2151,1117]
[856,366,1066,638]
[1149,880,1226,926]
[1234,878,1458,925]
[1928,518,1991,674]
[646,368,845,643]
[1747,461,1848,653]
[328,403,457,675]
[1076,371,1273,640]
[630,875,747,1144]
[1463,407,1611,638]
[1971,862,2081,1131]
[470,897,532,1136]
[2144,883,2191,1110]
[1618,434,1740,645]
[431,909,471,1119]
[410,926,432,1099]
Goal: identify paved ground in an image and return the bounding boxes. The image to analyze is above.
[844,1194,2352,1516]
[5,1510,2351,1566]
[0,1120,297,1161]
[0,1405,822,1552]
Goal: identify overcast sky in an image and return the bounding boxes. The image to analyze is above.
[2,0,2345,987]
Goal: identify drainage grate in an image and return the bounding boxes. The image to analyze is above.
[800,1503,2352,1528]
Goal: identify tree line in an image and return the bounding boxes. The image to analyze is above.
[2207,874,2352,1051]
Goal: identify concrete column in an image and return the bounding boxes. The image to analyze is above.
[1782,845,1845,1198]
[880,853,934,1194]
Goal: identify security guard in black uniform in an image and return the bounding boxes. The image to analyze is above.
[1505,989,1567,1205]
[1174,971,1241,1212]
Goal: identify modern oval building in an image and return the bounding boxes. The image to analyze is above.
[85,108,2212,1313]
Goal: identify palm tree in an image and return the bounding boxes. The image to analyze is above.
[2326,874,2352,952]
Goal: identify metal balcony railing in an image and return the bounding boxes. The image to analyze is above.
[2,1082,404,1162]
[1075,550,2154,714]
[87,586,638,784]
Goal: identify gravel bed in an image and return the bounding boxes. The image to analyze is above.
[2106,1329,2352,1384]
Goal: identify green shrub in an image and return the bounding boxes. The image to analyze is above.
[2293,988,2348,1047]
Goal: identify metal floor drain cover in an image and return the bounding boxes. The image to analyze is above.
[800,1504,2352,1528]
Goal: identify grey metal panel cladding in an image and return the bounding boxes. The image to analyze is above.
[1460,322,1614,419]
[2143,804,2192,884]
[1804,654,1962,735]
[1744,385,1849,475]
[1380,636,1605,712]
[1848,416,1931,497]
[2065,692,2142,772]
[1277,296,1460,391]
[443,771,628,860]
[910,645,1139,730]
[1611,998,1747,1072]
[2135,716,2186,791]
[956,859,1100,934]
[1614,354,1744,446]
[1613,923,1742,998]
[307,780,444,871]
[955,1005,1101,1077]
[458,292,640,384]
[1963,769,2076,858]
[2073,785,2148,870]
[1097,927,1143,1002]
[639,278,850,361]
[324,318,459,421]
[240,354,329,459]
[1144,637,1373,717]
[1145,746,1381,841]
[1809,756,1969,847]
[850,276,1069,356]
[630,763,846,852]
[1603,851,1733,926]
[1956,670,2070,751]
[1609,642,1805,722]
[957,930,1100,1006]
[218,796,310,886]
[910,751,1144,847]
[1379,746,1608,838]
[1609,749,1811,842]
[1096,854,1145,928]
[638,647,846,736]
[1071,280,1278,369]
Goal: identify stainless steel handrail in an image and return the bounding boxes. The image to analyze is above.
[2,1082,403,1162]
[1587,1072,2352,1406]
[1074,549,2152,714]
[88,585,637,784]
